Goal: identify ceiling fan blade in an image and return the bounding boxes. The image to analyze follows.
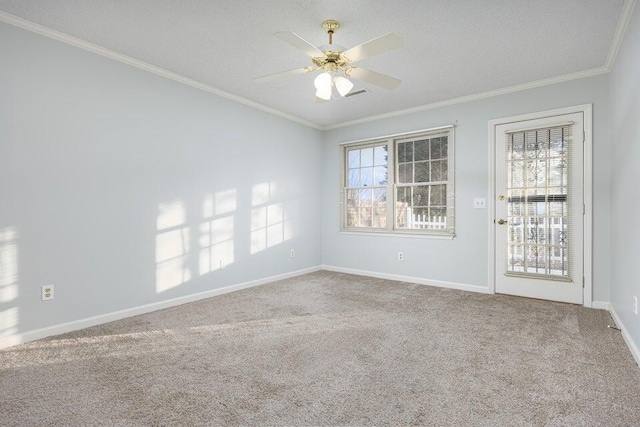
[254,67,316,82]
[341,33,404,63]
[348,67,401,90]
[274,31,325,58]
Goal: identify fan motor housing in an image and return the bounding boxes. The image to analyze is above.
[312,50,349,70]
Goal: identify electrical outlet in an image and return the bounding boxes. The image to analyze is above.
[290,249,295,258]
[397,252,404,261]
[633,295,638,315]
[42,285,54,301]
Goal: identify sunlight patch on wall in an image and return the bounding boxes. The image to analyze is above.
[199,191,236,275]
[283,199,300,241]
[0,227,19,338]
[252,182,271,207]
[156,201,191,293]
[251,206,268,254]
[200,217,234,274]
[157,200,186,231]
[250,182,293,254]
[0,307,18,338]
[214,189,237,215]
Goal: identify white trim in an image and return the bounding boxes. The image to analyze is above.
[487,104,593,307]
[486,109,499,295]
[338,125,455,146]
[0,265,322,349]
[605,0,638,70]
[339,231,454,240]
[324,68,608,130]
[610,305,640,367]
[321,265,490,294]
[1,3,634,132]
[505,121,574,134]
[591,301,611,310]
[488,104,593,129]
[583,104,594,308]
[0,11,321,130]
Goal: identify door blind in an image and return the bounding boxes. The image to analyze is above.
[504,124,573,281]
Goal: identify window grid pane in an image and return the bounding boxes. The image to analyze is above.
[345,144,388,229]
[395,135,450,231]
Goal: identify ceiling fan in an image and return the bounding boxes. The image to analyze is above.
[254,20,404,101]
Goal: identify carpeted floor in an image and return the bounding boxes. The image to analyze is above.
[1,271,639,426]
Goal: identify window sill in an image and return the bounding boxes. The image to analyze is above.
[339,230,455,240]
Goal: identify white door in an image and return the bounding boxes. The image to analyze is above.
[494,112,584,304]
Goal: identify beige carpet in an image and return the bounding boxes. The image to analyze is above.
[1,271,639,426]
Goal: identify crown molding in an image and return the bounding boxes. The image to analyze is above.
[605,0,637,71]
[322,67,608,130]
[0,11,322,130]
[323,0,636,130]
[2,3,636,132]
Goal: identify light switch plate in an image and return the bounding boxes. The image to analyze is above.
[474,198,486,209]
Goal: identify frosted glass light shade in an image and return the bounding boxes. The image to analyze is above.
[314,72,332,100]
[334,76,353,97]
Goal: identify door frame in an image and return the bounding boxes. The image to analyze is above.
[488,104,593,307]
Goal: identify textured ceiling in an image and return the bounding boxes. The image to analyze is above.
[0,1,627,128]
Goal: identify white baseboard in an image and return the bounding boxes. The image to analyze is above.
[0,265,322,349]
[321,265,491,294]
[591,301,610,310]
[609,305,640,367]
[5,264,634,367]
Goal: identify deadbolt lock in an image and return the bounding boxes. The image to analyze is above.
[498,195,505,201]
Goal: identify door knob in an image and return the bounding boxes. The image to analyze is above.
[497,219,506,225]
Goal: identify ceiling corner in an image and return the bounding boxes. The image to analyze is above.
[605,0,638,71]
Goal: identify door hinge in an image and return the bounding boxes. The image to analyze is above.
[583,204,586,215]
[583,277,585,288]
[583,131,585,143]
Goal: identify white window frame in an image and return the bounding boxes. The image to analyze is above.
[340,125,455,239]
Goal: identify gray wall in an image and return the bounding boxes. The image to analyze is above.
[610,4,640,350]
[0,23,323,337]
[322,75,611,302]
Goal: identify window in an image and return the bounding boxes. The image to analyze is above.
[341,126,455,237]
[344,143,389,228]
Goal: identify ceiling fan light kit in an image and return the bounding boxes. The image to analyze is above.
[255,19,403,102]
[314,72,333,100]
[313,71,355,100]
[334,75,354,97]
